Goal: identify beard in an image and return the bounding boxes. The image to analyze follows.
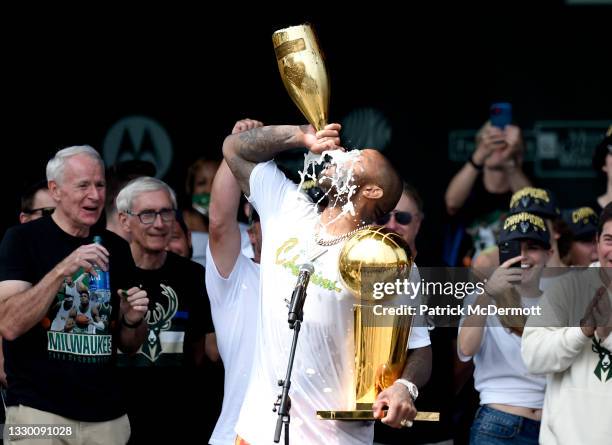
[316,174,351,208]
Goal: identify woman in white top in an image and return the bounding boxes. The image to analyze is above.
[458,212,551,444]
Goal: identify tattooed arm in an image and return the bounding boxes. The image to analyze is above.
[221,123,341,196]
[401,345,433,388]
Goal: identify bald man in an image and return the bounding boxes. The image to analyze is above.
[223,123,432,444]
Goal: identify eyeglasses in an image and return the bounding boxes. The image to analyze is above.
[26,207,55,217]
[377,210,413,226]
[127,208,176,224]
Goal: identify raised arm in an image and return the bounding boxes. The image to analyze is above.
[222,123,341,196]
[445,123,498,215]
[458,256,523,357]
[210,119,263,277]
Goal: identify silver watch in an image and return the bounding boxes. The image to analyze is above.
[395,378,418,401]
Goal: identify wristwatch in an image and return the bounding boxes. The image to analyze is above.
[395,379,419,401]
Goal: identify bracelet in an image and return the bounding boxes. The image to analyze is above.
[121,315,144,329]
[468,156,484,171]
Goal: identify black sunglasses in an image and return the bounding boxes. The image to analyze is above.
[27,207,55,217]
[377,210,413,226]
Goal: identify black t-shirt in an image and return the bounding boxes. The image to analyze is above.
[0,216,134,421]
[116,252,214,444]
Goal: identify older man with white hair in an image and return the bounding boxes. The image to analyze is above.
[0,145,148,445]
[115,176,215,444]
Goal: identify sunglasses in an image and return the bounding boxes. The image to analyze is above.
[27,207,55,217]
[377,210,413,226]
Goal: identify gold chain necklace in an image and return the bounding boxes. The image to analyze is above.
[314,224,374,246]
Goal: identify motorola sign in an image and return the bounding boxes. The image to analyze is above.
[103,116,173,178]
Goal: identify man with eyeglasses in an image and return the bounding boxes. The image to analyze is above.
[1,180,58,429]
[115,176,215,444]
[375,183,462,445]
[2,181,57,388]
[105,160,157,242]
[18,180,56,224]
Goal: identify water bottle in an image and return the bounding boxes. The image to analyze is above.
[89,235,111,333]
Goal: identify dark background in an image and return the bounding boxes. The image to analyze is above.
[3,2,611,264]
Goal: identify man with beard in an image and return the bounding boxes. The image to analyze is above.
[224,122,432,444]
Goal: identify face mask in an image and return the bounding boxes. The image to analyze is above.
[192,193,211,216]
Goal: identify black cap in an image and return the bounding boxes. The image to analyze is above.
[561,207,598,241]
[499,212,550,248]
[509,187,560,219]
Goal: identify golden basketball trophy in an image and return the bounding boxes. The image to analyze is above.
[317,227,438,421]
[273,25,439,424]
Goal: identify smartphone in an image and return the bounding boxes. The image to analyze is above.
[499,240,521,267]
[490,102,512,129]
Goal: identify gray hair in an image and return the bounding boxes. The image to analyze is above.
[116,176,177,213]
[46,145,104,184]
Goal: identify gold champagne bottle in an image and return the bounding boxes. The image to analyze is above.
[272,24,329,131]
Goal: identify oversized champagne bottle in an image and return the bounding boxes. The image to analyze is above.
[272,24,329,131]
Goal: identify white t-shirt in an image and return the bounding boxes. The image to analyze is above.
[192,225,254,268]
[458,292,546,409]
[235,161,430,445]
[206,245,260,445]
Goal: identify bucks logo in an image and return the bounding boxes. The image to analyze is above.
[592,338,612,382]
[141,284,178,362]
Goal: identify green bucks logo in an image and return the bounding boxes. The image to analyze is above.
[592,338,612,382]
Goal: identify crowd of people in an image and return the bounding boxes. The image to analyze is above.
[0,119,610,445]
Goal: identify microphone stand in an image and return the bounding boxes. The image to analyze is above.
[273,267,313,444]
[273,252,325,444]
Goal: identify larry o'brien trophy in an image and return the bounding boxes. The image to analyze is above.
[272,24,329,131]
[273,24,438,423]
[317,227,439,421]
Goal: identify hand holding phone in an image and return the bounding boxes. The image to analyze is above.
[499,240,522,267]
[490,103,512,129]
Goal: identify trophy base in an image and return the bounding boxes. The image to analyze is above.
[316,410,440,421]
